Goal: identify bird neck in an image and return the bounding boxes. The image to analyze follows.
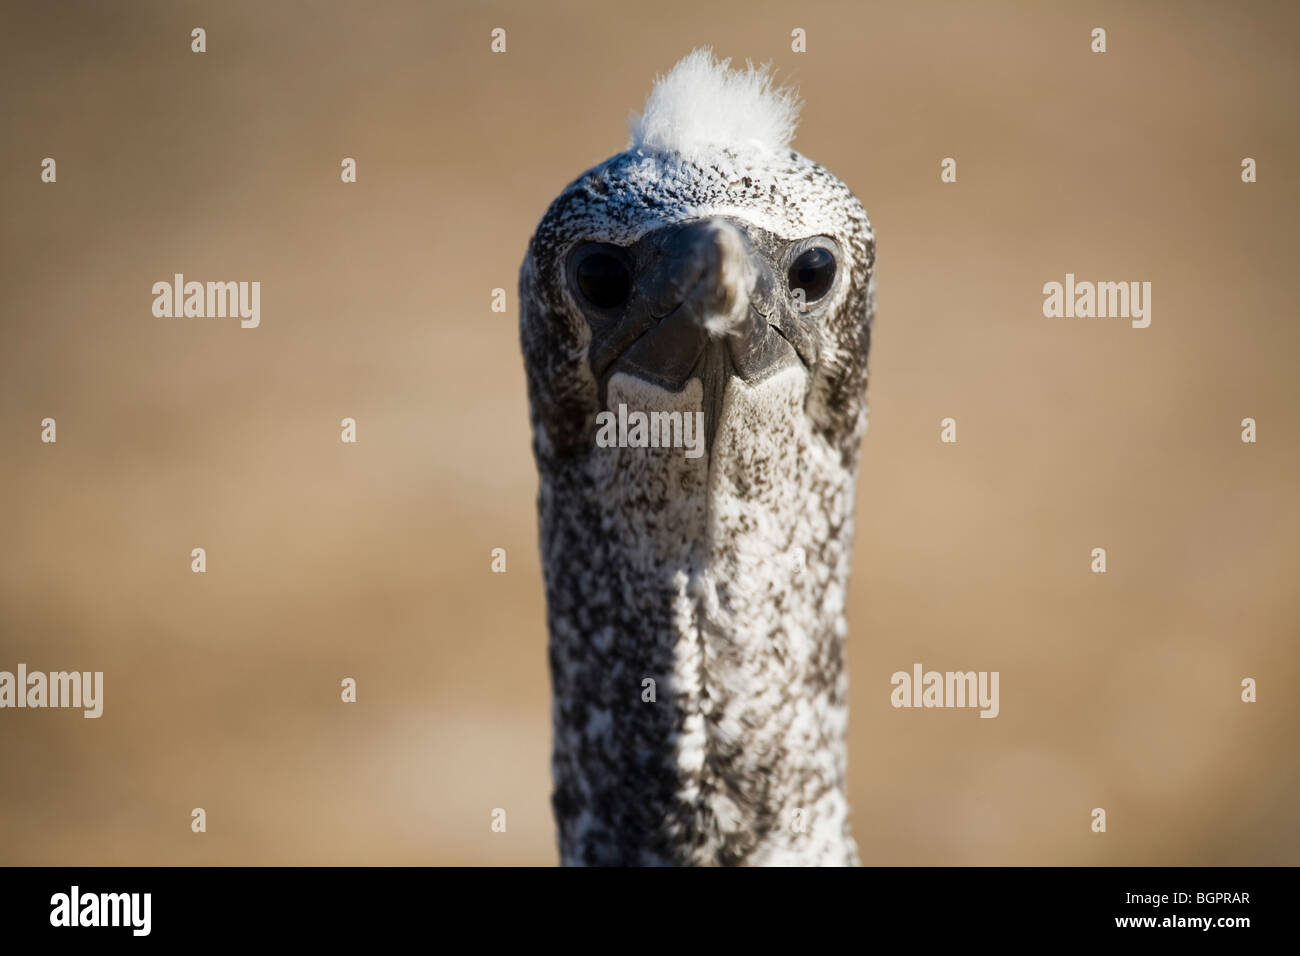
[541,377,860,865]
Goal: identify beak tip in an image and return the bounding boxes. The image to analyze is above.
[701,313,735,340]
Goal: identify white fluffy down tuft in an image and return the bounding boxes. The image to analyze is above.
[628,48,801,157]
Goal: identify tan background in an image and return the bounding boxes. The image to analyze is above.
[1,0,1296,865]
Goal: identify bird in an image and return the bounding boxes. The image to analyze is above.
[519,48,876,866]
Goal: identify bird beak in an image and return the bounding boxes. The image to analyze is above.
[599,217,799,393]
[648,218,755,339]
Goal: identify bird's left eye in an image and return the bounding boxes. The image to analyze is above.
[573,247,632,309]
[788,247,837,303]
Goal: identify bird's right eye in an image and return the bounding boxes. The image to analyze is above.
[573,248,631,309]
[787,247,837,303]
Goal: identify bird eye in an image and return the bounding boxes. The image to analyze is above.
[787,247,837,303]
[574,248,632,309]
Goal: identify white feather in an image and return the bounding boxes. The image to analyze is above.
[628,48,801,157]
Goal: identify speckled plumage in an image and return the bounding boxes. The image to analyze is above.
[520,52,876,866]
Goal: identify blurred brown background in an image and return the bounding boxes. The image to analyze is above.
[1,0,1296,865]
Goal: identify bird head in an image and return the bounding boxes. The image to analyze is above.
[521,48,876,468]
